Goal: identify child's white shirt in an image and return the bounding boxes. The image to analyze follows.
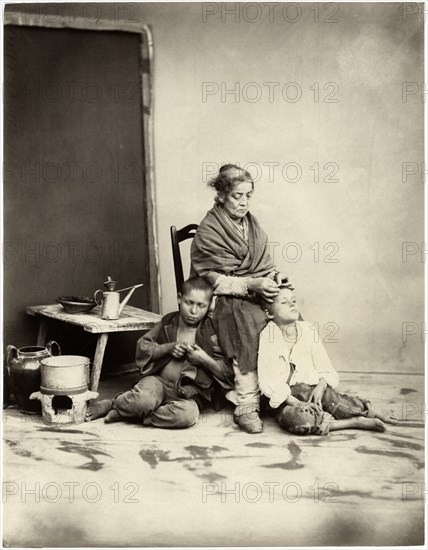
[257,321,340,408]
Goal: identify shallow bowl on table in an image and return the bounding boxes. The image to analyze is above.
[56,296,97,314]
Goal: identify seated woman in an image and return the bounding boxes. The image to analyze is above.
[190,164,293,433]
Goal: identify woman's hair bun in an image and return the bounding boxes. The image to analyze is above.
[208,164,253,199]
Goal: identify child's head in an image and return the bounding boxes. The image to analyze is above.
[178,277,213,327]
[265,286,299,325]
[277,404,323,435]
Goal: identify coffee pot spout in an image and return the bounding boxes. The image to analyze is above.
[117,284,144,315]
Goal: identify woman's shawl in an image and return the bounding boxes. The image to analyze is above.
[190,204,276,373]
[190,203,275,284]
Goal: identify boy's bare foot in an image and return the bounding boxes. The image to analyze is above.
[104,409,123,423]
[86,399,113,421]
[355,417,386,432]
[373,410,398,425]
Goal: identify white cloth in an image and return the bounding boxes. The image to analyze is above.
[213,271,277,296]
[214,274,249,296]
[257,321,340,409]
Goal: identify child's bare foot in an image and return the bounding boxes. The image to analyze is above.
[355,417,386,432]
[86,399,113,421]
[373,409,398,425]
[104,409,123,424]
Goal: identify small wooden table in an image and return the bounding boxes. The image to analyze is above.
[26,304,161,391]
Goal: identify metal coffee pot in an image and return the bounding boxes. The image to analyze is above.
[5,341,61,414]
[94,276,143,320]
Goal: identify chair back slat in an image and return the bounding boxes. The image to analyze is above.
[170,224,198,294]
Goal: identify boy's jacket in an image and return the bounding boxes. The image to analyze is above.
[135,311,223,402]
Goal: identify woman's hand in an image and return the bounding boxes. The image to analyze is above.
[274,271,295,290]
[248,277,279,303]
[307,378,327,411]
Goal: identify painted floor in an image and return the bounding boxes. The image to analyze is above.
[3,371,425,547]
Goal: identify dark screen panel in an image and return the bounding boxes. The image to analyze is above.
[4,25,150,366]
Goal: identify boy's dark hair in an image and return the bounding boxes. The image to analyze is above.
[262,284,294,316]
[278,404,322,435]
[262,298,274,316]
[180,276,213,297]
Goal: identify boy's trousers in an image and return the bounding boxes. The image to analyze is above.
[291,382,372,419]
[112,376,200,429]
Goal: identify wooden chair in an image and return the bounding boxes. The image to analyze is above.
[170,224,198,294]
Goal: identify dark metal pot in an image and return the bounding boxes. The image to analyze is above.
[5,342,61,414]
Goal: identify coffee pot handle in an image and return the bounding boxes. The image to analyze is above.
[5,345,18,369]
[46,340,61,356]
[94,289,104,306]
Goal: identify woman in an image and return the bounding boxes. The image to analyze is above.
[191,164,293,433]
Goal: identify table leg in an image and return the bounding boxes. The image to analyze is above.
[90,333,109,392]
[36,320,48,346]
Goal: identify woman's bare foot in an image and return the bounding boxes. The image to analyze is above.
[104,409,123,424]
[85,399,113,421]
[373,409,398,424]
[355,417,386,432]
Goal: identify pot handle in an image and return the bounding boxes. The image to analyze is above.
[5,345,18,369]
[46,340,61,356]
[30,391,42,401]
[94,289,104,306]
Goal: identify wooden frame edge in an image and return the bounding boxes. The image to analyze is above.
[4,13,161,314]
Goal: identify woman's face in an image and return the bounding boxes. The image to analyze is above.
[219,181,254,220]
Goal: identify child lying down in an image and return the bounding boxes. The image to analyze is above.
[258,286,397,435]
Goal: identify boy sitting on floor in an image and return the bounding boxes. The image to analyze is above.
[86,277,233,428]
[258,286,397,435]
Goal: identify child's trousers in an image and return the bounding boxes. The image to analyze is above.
[112,376,200,429]
[291,383,372,419]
